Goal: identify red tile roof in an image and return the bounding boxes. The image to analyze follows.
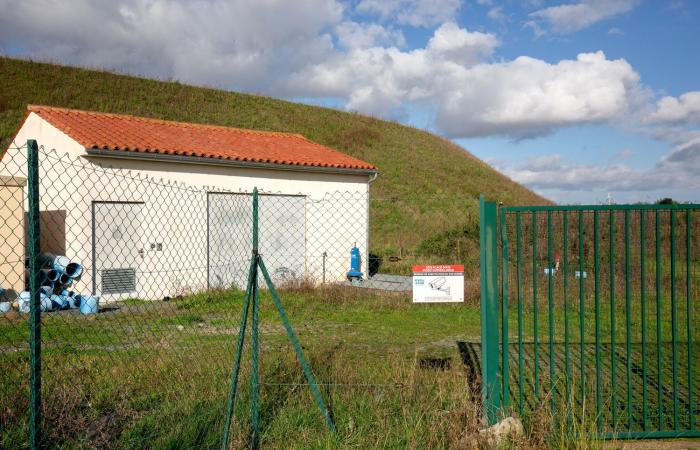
[26,105,377,172]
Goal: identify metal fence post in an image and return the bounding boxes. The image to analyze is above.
[27,139,41,449]
[480,195,500,425]
[251,188,260,449]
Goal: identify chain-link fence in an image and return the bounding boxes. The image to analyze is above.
[1,140,490,448]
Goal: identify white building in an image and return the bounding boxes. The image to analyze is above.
[1,105,377,301]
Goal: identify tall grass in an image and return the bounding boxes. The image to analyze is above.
[0,286,615,449]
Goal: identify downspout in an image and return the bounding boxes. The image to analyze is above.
[366,171,379,279]
[368,172,379,185]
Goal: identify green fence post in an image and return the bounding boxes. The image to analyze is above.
[687,209,694,431]
[656,210,663,431]
[547,211,554,414]
[640,211,648,431]
[671,209,678,431]
[625,210,632,431]
[258,258,335,432]
[27,139,41,450]
[480,195,500,425]
[594,210,601,432]
[533,211,539,400]
[610,210,617,429]
[579,210,585,408]
[500,207,509,409]
[221,257,256,450]
[251,188,260,449]
[516,212,523,416]
[563,211,570,412]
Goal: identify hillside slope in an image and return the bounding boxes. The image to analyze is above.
[0,56,548,261]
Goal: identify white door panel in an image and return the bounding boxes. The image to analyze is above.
[207,193,305,289]
[93,202,144,299]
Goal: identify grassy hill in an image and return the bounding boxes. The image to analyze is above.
[0,56,548,265]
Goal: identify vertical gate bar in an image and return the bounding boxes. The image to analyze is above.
[547,211,555,413]
[27,139,41,450]
[687,209,694,430]
[594,210,601,432]
[671,210,679,431]
[579,210,585,406]
[516,212,524,416]
[479,196,500,424]
[656,209,663,431]
[625,210,633,431]
[533,211,540,400]
[500,208,510,408]
[641,211,648,431]
[564,211,570,411]
[610,210,617,430]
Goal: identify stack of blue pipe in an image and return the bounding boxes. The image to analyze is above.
[17,253,97,313]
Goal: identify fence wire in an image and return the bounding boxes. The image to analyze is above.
[0,141,486,449]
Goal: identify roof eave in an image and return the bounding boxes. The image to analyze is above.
[84,148,379,177]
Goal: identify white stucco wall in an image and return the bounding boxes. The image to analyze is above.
[1,114,371,301]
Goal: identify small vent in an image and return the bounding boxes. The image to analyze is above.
[102,268,136,294]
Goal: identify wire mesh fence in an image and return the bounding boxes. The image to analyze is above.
[0,140,488,448]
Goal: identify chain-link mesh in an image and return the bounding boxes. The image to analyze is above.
[1,141,491,448]
[0,141,31,446]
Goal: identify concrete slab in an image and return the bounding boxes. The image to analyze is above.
[347,273,412,292]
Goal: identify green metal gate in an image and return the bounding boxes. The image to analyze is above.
[480,196,699,439]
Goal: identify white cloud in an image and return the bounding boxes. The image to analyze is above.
[335,21,405,49]
[531,0,639,33]
[656,136,700,182]
[436,51,644,138]
[288,23,501,118]
[487,6,507,22]
[0,1,666,141]
[426,21,499,66]
[0,0,343,93]
[288,21,642,138]
[645,91,700,126]
[356,0,461,27]
[504,138,700,193]
[1,0,697,204]
[523,20,546,38]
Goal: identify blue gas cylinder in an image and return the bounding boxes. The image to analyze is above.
[347,245,363,279]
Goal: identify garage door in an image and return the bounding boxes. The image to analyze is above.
[92,202,144,299]
[207,193,305,289]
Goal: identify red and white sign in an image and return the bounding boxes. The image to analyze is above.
[412,265,464,303]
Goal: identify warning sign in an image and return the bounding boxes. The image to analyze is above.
[412,265,464,303]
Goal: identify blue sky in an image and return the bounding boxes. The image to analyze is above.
[1,0,698,204]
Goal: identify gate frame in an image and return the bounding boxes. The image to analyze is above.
[479,196,500,425]
[480,198,700,439]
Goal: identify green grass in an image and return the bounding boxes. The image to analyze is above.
[0,56,547,259]
[0,286,610,449]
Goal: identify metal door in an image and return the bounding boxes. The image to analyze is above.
[92,202,144,299]
[207,193,306,289]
